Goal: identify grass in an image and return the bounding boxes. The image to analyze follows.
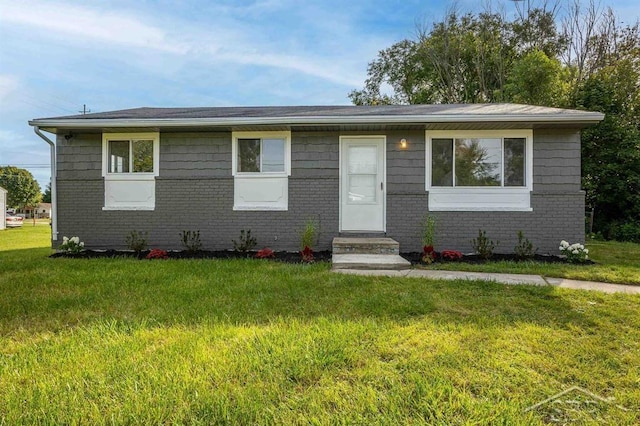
[1,226,639,424]
[424,240,640,285]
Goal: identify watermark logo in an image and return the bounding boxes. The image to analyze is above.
[525,386,628,423]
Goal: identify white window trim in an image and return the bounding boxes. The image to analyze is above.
[101,132,160,211]
[231,130,291,177]
[102,132,160,178]
[425,129,533,211]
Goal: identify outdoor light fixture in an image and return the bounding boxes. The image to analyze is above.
[400,138,408,149]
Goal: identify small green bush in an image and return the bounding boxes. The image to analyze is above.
[514,231,536,260]
[421,215,436,247]
[125,231,148,253]
[471,230,498,260]
[299,219,319,250]
[232,229,257,253]
[180,230,202,253]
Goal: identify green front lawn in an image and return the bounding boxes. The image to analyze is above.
[1,226,639,423]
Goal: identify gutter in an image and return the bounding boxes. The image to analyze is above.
[28,112,606,129]
[33,127,58,241]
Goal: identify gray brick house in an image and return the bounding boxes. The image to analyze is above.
[29,104,603,253]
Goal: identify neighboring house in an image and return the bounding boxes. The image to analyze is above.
[0,186,6,230]
[29,104,603,253]
[17,203,52,219]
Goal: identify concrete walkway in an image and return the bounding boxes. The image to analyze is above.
[332,268,640,294]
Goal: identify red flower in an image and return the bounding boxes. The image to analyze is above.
[300,246,314,263]
[146,249,168,260]
[440,250,463,261]
[256,248,275,259]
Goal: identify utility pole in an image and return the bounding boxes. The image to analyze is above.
[79,104,91,115]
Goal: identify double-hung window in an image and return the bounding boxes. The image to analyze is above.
[102,132,160,210]
[426,130,533,211]
[232,131,291,210]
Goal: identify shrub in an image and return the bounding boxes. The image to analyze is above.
[180,230,202,253]
[559,240,589,263]
[299,219,319,250]
[256,248,275,259]
[146,249,168,260]
[125,231,148,253]
[471,230,498,260]
[422,245,437,264]
[607,221,640,243]
[440,250,463,261]
[300,246,314,263]
[514,231,536,260]
[59,236,84,254]
[421,215,436,247]
[232,229,257,253]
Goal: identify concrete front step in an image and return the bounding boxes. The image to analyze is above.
[332,237,400,255]
[331,254,411,270]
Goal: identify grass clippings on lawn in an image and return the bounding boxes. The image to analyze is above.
[1,226,639,424]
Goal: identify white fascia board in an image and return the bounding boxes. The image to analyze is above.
[28,112,605,128]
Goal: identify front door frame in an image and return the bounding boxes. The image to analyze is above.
[339,135,387,232]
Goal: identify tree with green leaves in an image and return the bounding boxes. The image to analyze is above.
[504,49,568,106]
[349,6,565,105]
[42,182,52,203]
[0,166,42,225]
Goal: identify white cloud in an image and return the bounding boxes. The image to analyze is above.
[0,75,20,102]
[0,0,368,87]
[0,1,187,54]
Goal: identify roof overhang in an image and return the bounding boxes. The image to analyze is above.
[29,111,605,134]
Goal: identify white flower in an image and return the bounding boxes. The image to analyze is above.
[584,249,589,254]
[71,236,80,244]
[572,249,580,255]
[560,240,569,248]
[63,236,69,242]
[585,255,589,259]
[80,242,84,247]
[559,246,564,251]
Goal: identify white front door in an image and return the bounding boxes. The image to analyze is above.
[340,136,385,232]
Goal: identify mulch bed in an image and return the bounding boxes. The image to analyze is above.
[50,250,590,265]
[50,250,333,263]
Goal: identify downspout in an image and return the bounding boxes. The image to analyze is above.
[33,127,58,241]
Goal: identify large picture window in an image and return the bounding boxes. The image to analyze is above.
[232,131,291,210]
[431,137,526,187]
[426,130,533,211]
[102,132,160,210]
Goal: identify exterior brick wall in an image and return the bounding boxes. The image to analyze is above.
[55,127,585,254]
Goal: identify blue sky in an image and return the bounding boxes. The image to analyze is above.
[1,0,639,188]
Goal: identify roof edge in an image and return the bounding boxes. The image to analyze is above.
[29,112,605,128]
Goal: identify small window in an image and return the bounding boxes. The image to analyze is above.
[102,132,159,211]
[108,139,154,174]
[237,137,286,173]
[232,131,291,211]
